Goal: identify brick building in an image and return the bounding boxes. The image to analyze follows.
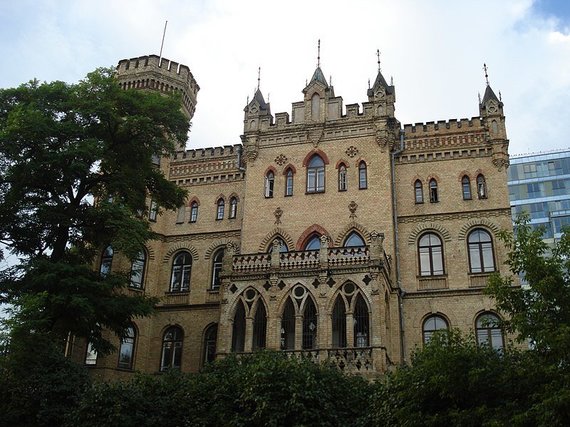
[82,54,513,378]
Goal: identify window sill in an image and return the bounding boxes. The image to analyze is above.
[127,286,144,292]
[305,191,325,195]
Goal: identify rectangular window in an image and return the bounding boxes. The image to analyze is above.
[149,200,158,222]
[85,342,97,365]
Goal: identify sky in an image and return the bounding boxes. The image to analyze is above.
[0,0,569,159]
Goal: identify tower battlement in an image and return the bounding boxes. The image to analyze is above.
[116,54,199,120]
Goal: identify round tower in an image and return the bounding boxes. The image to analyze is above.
[116,54,199,121]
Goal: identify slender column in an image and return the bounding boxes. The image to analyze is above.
[245,316,254,352]
[294,315,303,350]
[346,312,354,348]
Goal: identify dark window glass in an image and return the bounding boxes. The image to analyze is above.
[281,298,296,350]
[216,199,225,220]
[418,233,444,276]
[338,164,347,191]
[304,235,321,250]
[118,326,136,369]
[462,176,472,200]
[203,324,217,365]
[302,298,318,350]
[307,155,325,193]
[359,161,367,189]
[190,202,198,223]
[211,249,224,290]
[476,313,503,350]
[129,250,146,289]
[100,246,113,277]
[332,296,347,348]
[253,301,267,350]
[160,326,183,371]
[229,197,237,219]
[344,232,365,247]
[285,169,294,196]
[265,171,275,198]
[415,180,423,203]
[429,179,438,203]
[468,229,495,273]
[354,294,369,347]
[170,252,191,292]
[149,200,158,221]
[232,301,246,352]
[477,174,487,199]
[422,315,448,343]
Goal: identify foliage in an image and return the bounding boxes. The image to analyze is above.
[67,351,373,427]
[0,68,188,353]
[487,214,570,366]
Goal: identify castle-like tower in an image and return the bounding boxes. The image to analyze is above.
[80,53,513,378]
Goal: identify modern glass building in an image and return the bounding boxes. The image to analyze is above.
[508,149,570,242]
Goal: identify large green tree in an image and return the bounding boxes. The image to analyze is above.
[0,68,188,354]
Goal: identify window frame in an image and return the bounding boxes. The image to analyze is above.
[467,229,496,273]
[476,312,504,350]
[429,179,438,203]
[117,325,136,370]
[285,169,294,196]
[477,174,487,199]
[338,164,347,191]
[358,161,368,190]
[216,198,225,220]
[306,155,325,193]
[462,175,472,200]
[160,326,183,371]
[422,314,449,344]
[265,171,275,198]
[149,199,158,222]
[211,248,224,290]
[229,197,238,219]
[129,249,146,289]
[414,180,424,204]
[100,245,113,277]
[418,232,445,276]
[190,201,199,223]
[169,251,192,292]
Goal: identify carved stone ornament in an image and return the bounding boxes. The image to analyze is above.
[243,142,259,164]
[306,126,324,148]
[492,157,509,171]
[349,201,358,219]
[274,207,283,225]
[346,146,359,158]
[375,128,388,148]
[275,154,288,166]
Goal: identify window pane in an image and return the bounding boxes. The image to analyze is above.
[432,248,443,275]
[482,243,495,272]
[469,246,482,273]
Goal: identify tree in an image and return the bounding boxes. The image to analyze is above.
[0,68,188,354]
[487,214,570,366]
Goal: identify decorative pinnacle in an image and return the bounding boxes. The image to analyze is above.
[483,63,489,86]
[329,75,332,86]
[377,49,381,72]
[317,39,321,67]
[368,78,371,89]
[257,67,261,90]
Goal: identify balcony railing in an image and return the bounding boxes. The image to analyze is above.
[232,246,383,274]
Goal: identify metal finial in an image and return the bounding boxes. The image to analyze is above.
[499,91,502,101]
[247,95,249,105]
[377,49,381,72]
[317,39,321,67]
[368,78,370,89]
[159,20,168,67]
[478,92,481,104]
[329,75,332,86]
[267,92,270,103]
[390,76,393,86]
[483,63,489,86]
[257,67,261,90]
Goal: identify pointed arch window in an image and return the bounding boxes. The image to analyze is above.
[264,171,275,198]
[232,301,246,352]
[468,229,495,273]
[268,237,288,253]
[338,164,347,191]
[118,325,136,369]
[429,179,438,203]
[476,312,503,350]
[332,296,347,348]
[285,169,294,196]
[477,174,487,199]
[100,246,113,277]
[415,180,424,204]
[190,201,199,223]
[354,294,370,347]
[160,326,183,371]
[216,198,225,220]
[229,197,238,219]
[418,233,444,276]
[211,249,224,290]
[304,234,321,251]
[462,176,472,200]
[129,250,146,289]
[281,298,295,350]
[170,251,192,292]
[344,231,365,247]
[307,155,325,193]
[203,324,218,366]
[358,161,368,189]
[252,301,267,350]
[302,298,318,349]
[423,315,448,344]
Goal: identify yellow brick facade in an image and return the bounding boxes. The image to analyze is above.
[75,54,514,378]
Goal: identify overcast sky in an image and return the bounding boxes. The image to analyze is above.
[1,0,569,156]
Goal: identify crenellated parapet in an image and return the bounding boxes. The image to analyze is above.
[116,54,199,120]
[169,144,243,185]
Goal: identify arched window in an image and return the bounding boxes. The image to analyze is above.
[211,249,224,290]
[216,198,225,220]
[160,326,183,371]
[462,176,472,200]
[129,250,146,289]
[422,315,449,344]
[149,199,158,221]
[264,171,275,198]
[268,237,288,253]
[476,313,503,350]
[232,301,246,352]
[344,231,365,247]
[358,161,368,189]
[415,180,424,204]
[311,93,320,120]
[100,246,113,277]
[170,252,192,292]
[203,324,218,366]
[354,294,369,347]
[468,229,495,273]
[307,155,325,193]
[304,234,321,250]
[418,233,444,276]
[429,179,438,203]
[252,301,267,350]
[190,201,198,223]
[285,169,294,196]
[477,174,487,199]
[281,298,295,350]
[302,298,318,349]
[338,164,347,191]
[332,296,347,348]
[118,325,136,369]
[229,197,238,219]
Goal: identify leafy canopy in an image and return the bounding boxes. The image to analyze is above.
[0,68,188,353]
